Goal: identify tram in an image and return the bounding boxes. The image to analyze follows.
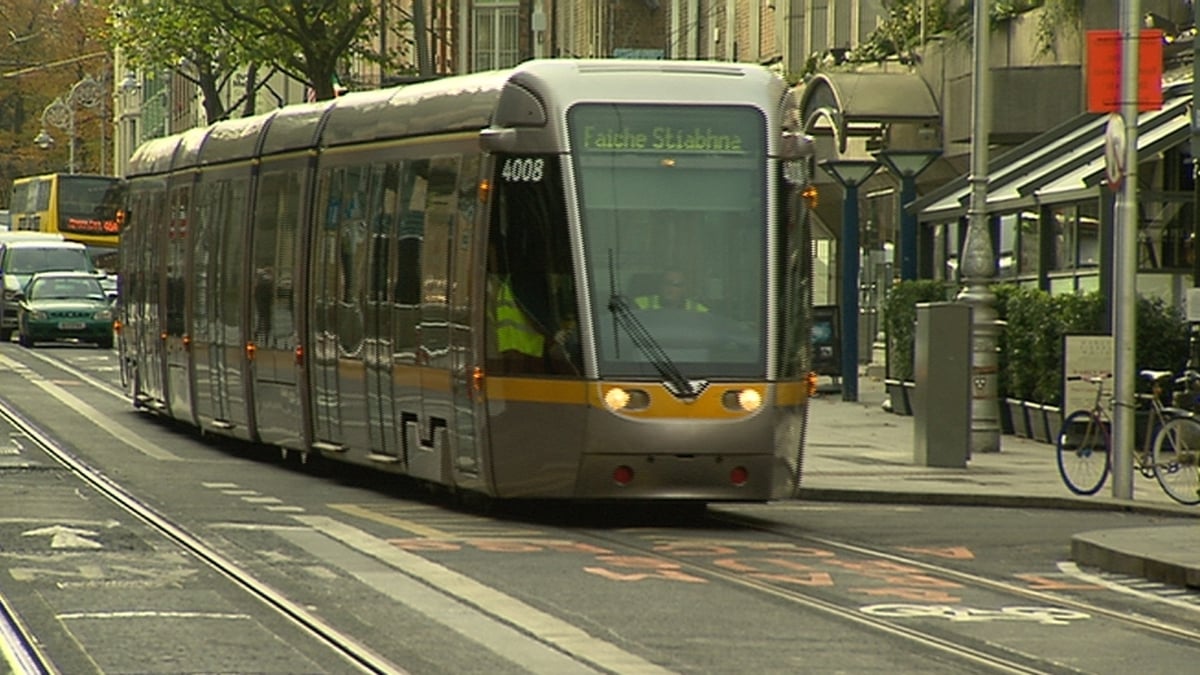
[119,59,816,501]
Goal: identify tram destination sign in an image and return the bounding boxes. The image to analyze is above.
[579,125,746,153]
[570,103,761,156]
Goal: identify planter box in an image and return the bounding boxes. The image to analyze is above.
[1007,399,1032,438]
[998,398,1014,435]
[1043,406,1063,443]
[884,379,913,416]
[1027,402,1054,443]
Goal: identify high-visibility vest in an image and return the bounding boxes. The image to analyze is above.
[634,294,709,312]
[495,278,545,357]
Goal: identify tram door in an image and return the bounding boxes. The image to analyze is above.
[164,182,194,424]
[363,163,399,461]
[249,167,305,449]
[449,156,482,477]
[311,166,377,453]
[409,156,461,483]
[385,160,428,465]
[311,169,343,447]
[194,179,251,437]
[139,189,167,406]
[191,180,223,426]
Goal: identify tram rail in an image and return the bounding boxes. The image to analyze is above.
[0,397,404,675]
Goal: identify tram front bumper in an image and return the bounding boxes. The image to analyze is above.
[573,452,783,501]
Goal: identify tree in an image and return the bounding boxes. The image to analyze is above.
[107,1,257,124]
[1,0,111,192]
[109,0,413,121]
[211,0,409,101]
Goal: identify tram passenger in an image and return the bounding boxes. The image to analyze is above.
[635,269,709,312]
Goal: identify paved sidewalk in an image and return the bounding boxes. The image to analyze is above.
[798,375,1200,589]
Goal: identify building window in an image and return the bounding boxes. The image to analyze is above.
[474,1,520,71]
[1140,194,1194,271]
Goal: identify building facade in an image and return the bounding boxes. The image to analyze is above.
[109,1,1200,343]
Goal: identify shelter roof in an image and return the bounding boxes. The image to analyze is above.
[797,71,941,153]
[914,80,1192,223]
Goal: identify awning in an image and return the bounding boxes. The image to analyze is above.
[797,72,941,154]
[914,80,1192,223]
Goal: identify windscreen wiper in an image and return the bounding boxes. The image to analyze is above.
[607,292,702,398]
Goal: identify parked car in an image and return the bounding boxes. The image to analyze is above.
[16,271,114,349]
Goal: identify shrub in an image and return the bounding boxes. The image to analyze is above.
[1002,288,1185,406]
[882,279,956,381]
[884,280,1190,406]
[1136,295,1189,373]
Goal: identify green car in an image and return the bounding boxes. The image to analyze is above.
[16,271,114,349]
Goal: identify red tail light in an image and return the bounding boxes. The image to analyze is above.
[613,465,634,486]
[729,466,749,486]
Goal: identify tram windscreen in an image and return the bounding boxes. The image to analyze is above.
[569,103,768,378]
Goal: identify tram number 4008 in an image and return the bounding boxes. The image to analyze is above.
[501,157,545,182]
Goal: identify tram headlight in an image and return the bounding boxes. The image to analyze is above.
[604,387,630,411]
[722,388,762,412]
[603,387,650,411]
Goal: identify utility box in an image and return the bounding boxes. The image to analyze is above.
[913,302,971,468]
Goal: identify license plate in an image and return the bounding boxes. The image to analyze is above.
[57,322,85,330]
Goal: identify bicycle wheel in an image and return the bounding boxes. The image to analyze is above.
[1150,416,1200,505]
[1056,410,1111,495]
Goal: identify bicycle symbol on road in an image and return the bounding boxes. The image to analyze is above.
[861,604,1090,626]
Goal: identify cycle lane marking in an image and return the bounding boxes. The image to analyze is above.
[291,514,674,675]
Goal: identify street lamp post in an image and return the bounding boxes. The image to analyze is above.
[874,149,941,281]
[820,158,881,402]
[34,75,104,174]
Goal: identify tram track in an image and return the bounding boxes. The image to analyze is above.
[569,528,1058,674]
[0,589,56,675]
[5,346,1200,673]
[0,396,405,675]
[705,510,1200,639]
[537,506,1200,675]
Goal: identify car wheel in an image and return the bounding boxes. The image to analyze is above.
[97,336,113,350]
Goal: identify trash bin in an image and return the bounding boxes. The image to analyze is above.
[913,302,971,468]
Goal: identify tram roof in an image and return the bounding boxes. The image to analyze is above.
[126,134,183,177]
[125,59,793,178]
[198,113,278,165]
[319,69,511,149]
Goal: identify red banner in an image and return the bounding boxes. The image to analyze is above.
[1086,29,1163,113]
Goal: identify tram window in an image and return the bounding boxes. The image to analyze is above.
[221,182,247,336]
[569,103,768,376]
[390,160,426,363]
[486,154,579,375]
[336,165,371,354]
[252,169,302,348]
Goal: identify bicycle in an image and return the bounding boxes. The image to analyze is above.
[1055,370,1200,505]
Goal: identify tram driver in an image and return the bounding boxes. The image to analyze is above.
[635,269,709,313]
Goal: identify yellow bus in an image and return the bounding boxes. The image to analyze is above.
[8,173,125,275]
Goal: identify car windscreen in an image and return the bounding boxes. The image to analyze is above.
[6,248,93,274]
